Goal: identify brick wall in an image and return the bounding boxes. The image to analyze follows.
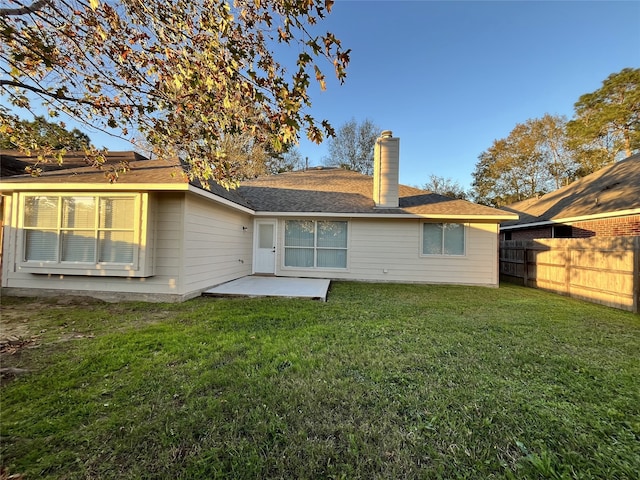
[573,214,640,238]
[502,214,640,240]
[501,226,552,241]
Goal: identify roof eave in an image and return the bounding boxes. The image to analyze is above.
[0,182,191,192]
[254,211,518,221]
[0,182,255,215]
[500,208,640,230]
[186,185,254,214]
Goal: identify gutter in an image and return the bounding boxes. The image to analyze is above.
[500,208,640,230]
[254,211,519,221]
[0,182,191,192]
[0,182,256,215]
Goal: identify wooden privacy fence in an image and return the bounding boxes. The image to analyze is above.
[500,237,640,313]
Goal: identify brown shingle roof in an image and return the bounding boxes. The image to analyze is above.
[501,153,640,227]
[239,168,512,217]
[0,150,147,176]
[0,152,515,219]
[0,155,253,209]
[1,157,184,184]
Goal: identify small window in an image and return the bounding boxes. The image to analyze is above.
[422,223,465,256]
[553,225,573,238]
[284,220,347,268]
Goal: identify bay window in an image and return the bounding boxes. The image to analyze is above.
[20,193,153,276]
[284,220,348,269]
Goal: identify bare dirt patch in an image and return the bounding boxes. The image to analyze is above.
[1,303,46,355]
[1,296,175,355]
[1,296,178,388]
[1,297,101,345]
[1,296,110,384]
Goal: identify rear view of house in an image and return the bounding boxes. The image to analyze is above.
[0,133,517,302]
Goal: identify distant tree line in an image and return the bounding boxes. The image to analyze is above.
[321,69,639,205]
[0,116,92,151]
[471,67,640,207]
[0,116,304,179]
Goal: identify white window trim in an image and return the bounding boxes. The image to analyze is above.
[283,219,349,270]
[420,222,468,257]
[17,192,154,277]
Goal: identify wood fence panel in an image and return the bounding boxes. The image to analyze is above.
[500,237,639,313]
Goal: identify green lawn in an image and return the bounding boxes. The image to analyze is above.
[1,282,638,479]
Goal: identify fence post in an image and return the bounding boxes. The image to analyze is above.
[633,236,639,314]
[523,243,529,287]
[565,241,572,296]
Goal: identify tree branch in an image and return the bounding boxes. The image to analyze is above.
[0,0,51,16]
[0,79,152,111]
[0,79,99,106]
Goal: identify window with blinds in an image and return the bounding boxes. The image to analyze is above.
[422,223,466,256]
[22,195,137,265]
[284,220,348,269]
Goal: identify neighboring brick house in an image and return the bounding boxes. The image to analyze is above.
[500,153,640,240]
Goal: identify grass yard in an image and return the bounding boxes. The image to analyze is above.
[1,282,639,479]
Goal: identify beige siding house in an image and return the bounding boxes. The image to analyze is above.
[265,218,500,285]
[0,132,517,301]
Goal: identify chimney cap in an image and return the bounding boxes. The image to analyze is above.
[380,130,393,138]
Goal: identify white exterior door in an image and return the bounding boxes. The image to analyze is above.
[254,220,276,274]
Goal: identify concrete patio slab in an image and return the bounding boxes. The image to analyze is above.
[203,276,331,301]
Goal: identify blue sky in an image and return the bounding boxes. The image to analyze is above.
[12,1,639,190]
[291,0,640,189]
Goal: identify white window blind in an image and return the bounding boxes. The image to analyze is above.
[24,196,59,262]
[284,220,315,267]
[284,220,347,268]
[422,223,465,256]
[98,198,135,263]
[23,195,137,265]
[61,197,96,262]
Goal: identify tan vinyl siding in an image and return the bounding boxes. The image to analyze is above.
[151,192,185,293]
[182,194,252,292]
[1,191,252,301]
[2,192,252,300]
[1,192,187,299]
[275,218,499,286]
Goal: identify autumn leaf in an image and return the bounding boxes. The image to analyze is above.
[314,66,326,91]
[1,0,350,187]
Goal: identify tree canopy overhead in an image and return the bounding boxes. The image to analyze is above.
[216,133,304,180]
[0,0,350,187]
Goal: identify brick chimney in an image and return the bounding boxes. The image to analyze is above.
[373,130,400,208]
